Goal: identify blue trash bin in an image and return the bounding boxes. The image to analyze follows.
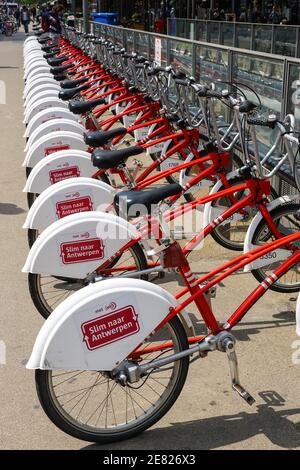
[92,13,119,25]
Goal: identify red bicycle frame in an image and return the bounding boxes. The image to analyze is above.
[131,230,300,358]
[94,177,277,277]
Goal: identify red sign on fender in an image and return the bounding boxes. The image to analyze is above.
[56,196,93,219]
[49,166,80,184]
[44,145,70,156]
[60,238,104,264]
[81,305,140,350]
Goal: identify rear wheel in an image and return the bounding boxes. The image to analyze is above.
[251,203,300,293]
[28,228,39,248]
[27,192,38,208]
[28,244,148,319]
[35,316,189,444]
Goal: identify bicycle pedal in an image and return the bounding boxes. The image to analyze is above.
[232,383,255,406]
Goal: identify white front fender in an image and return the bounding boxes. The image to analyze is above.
[22,212,139,278]
[26,278,179,371]
[23,131,86,168]
[243,195,296,272]
[23,150,93,194]
[203,170,240,227]
[23,177,116,230]
[179,152,213,192]
[146,136,172,157]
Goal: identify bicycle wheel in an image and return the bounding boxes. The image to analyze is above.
[35,316,189,443]
[251,203,300,293]
[28,228,39,248]
[27,192,38,209]
[28,244,148,319]
[208,176,278,251]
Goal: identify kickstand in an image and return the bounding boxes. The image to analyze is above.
[225,339,255,406]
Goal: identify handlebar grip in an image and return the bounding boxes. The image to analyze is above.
[247,117,277,128]
[193,85,209,97]
[206,90,224,99]
[146,66,167,76]
[135,56,147,63]
[156,66,171,73]
[174,78,190,86]
[146,69,157,76]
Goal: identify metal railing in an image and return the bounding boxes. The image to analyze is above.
[167,18,300,59]
[89,20,300,192]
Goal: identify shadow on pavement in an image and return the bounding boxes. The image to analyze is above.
[0,202,25,215]
[83,391,300,450]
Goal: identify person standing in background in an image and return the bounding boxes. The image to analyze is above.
[31,6,37,24]
[49,4,64,34]
[21,6,31,35]
[269,5,281,24]
[14,7,21,28]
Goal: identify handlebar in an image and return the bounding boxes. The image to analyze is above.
[247,116,277,128]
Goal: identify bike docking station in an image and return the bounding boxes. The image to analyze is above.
[18,23,300,453]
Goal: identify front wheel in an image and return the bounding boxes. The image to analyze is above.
[251,203,300,293]
[209,176,278,251]
[35,316,189,443]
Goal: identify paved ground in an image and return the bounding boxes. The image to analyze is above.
[1,31,300,450]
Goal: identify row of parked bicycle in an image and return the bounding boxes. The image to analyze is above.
[23,26,300,444]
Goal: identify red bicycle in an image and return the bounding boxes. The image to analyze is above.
[31,208,300,443]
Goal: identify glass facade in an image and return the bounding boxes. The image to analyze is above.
[169,18,300,58]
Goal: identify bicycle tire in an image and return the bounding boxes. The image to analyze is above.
[209,176,278,251]
[251,203,300,293]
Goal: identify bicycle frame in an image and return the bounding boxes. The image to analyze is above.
[94,177,274,276]
[131,230,300,359]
